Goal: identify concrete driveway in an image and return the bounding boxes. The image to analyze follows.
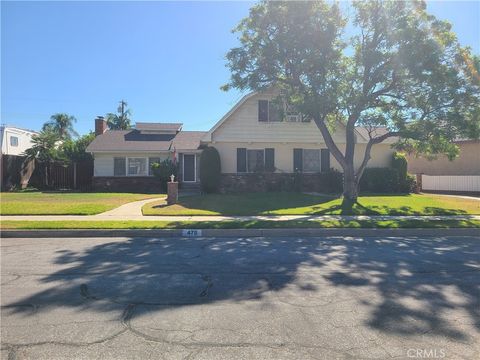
[1,235,479,359]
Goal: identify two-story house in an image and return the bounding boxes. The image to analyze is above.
[87,89,395,192]
[0,125,38,156]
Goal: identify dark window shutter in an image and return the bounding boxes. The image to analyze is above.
[237,148,247,173]
[265,148,275,172]
[258,100,269,122]
[321,149,330,172]
[293,149,303,173]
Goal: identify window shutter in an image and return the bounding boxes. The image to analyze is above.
[321,149,330,172]
[237,148,247,173]
[265,148,275,172]
[293,149,303,173]
[258,100,269,122]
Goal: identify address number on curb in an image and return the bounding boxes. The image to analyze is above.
[182,229,202,237]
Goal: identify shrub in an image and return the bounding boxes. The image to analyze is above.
[199,147,221,193]
[316,169,343,193]
[391,152,416,193]
[403,173,418,193]
[359,168,400,193]
[151,159,178,192]
[391,152,408,180]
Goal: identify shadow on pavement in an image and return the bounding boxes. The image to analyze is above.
[3,235,479,340]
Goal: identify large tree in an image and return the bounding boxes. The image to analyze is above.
[42,113,78,139]
[106,100,132,130]
[222,0,480,202]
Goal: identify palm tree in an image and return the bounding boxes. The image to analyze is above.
[106,100,132,130]
[23,129,61,187]
[43,113,78,139]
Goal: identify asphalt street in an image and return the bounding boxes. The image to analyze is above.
[1,235,479,359]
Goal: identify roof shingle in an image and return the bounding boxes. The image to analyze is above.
[86,129,206,152]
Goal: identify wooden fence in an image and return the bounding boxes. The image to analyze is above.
[1,154,93,191]
[421,175,480,193]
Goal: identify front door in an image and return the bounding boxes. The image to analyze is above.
[183,154,196,182]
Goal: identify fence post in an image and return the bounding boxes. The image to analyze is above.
[73,162,77,190]
[415,173,423,193]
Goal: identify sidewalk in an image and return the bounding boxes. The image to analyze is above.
[2,214,480,222]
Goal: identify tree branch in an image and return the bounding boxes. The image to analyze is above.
[313,116,347,168]
[355,131,400,180]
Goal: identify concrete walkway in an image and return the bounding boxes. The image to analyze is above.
[2,214,479,222]
[430,193,480,201]
[96,197,165,217]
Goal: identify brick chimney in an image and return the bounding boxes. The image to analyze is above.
[95,116,107,136]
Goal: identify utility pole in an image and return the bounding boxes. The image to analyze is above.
[119,100,126,118]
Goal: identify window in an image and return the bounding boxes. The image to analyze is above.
[258,99,308,122]
[268,101,282,122]
[128,158,147,176]
[293,148,330,173]
[149,157,160,176]
[114,157,126,176]
[303,149,321,172]
[247,149,265,172]
[10,136,18,147]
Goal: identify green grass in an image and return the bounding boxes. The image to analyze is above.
[0,192,164,215]
[143,192,480,216]
[1,219,479,230]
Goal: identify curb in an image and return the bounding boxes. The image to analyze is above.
[2,228,479,238]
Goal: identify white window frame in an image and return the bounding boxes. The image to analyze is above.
[113,156,163,177]
[182,154,196,182]
[127,157,148,176]
[259,99,307,123]
[247,149,266,173]
[302,149,321,173]
[10,136,18,147]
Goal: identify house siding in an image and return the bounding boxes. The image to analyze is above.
[93,152,171,177]
[210,92,353,144]
[210,141,393,174]
[0,127,37,156]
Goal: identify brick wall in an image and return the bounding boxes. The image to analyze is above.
[93,177,162,193]
[219,172,343,194]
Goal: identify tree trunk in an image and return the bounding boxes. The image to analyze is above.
[343,162,358,204]
[20,159,35,189]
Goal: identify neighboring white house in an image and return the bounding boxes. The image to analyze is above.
[0,125,38,156]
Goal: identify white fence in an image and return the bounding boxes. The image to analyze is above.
[421,175,480,192]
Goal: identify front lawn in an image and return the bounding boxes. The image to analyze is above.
[0,192,163,215]
[1,219,479,229]
[142,192,480,216]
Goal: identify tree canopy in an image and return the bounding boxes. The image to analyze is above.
[42,113,78,139]
[106,100,132,130]
[223,0,479,201]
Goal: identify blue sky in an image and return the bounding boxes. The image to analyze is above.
[2,1,479,136]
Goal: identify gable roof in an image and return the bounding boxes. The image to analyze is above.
[172,131,207,151]
[86,129,206,153]
[355,127,398,143]
[202,92,258,142]
[202,90,370,143]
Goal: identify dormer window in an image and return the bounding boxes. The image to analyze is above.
[258,99,310,123]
